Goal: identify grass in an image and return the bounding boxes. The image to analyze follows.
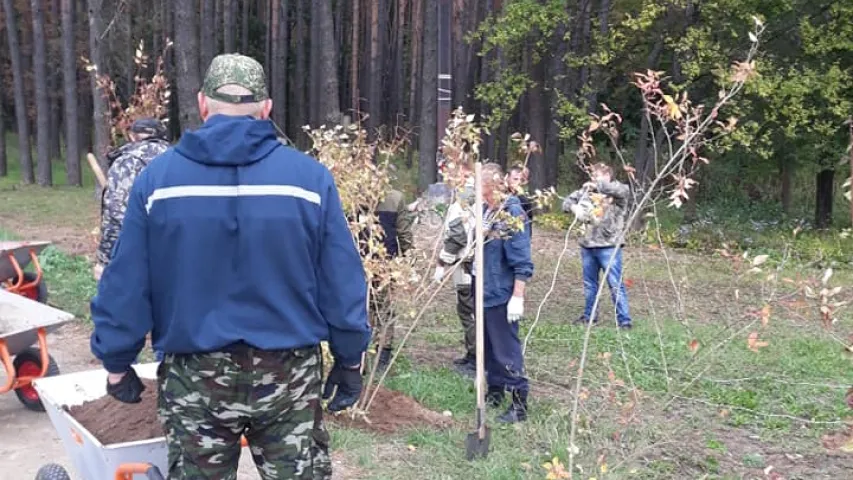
[3,149,853,478]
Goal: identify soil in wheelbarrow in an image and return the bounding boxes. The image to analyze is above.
[66,379,164,445]
[328,386,454,434]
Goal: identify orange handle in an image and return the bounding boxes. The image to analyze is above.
[114,463,158,480]
[115,438,247,479]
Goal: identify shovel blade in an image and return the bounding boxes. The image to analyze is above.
[465,426,491,461]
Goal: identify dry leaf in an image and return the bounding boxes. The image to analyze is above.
[688,339,700,353]
[760,305,771,327]
[822,268,834,285]
[747,332,769,352]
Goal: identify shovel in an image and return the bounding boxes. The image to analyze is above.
[465,162,491,460]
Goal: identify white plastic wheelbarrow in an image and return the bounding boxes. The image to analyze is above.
[32,364,251,480]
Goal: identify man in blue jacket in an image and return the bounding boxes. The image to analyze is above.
[89,54,370,480]
[478,163,534,424]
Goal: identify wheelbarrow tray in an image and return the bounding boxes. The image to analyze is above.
[32,363,167,480]
[0,288,74,355]
[0,240,51,281]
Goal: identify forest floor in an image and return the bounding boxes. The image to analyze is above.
[2,163,853,479]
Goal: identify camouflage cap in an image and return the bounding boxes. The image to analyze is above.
[201,54,269,104]
[130,118,168,139]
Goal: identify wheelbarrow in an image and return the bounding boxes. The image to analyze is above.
[1,287,73,411]
[33,364,250,480]
[1,240,52,303]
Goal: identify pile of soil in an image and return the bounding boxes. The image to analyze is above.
[330,386,453,434]
[66,379,164,445]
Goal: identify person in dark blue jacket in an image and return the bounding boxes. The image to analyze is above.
[89,54,369,479]
[477,163,535,424]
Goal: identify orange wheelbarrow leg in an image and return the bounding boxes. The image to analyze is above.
[0,338,15,395]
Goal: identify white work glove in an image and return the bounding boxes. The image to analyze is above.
[433,266,446,283]
[93,263,105,281]
[438,249,457,265]
[507,296,524,323]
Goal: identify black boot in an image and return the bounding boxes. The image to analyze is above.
[376,348,392,373]
[453,353,475,366]
[497,390,528,424]
[486,386,505,408]
[453,353,475,378]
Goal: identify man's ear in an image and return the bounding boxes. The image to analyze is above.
[197,92,208,121]
[260,99,273,120]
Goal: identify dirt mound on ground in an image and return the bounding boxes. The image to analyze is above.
[330,386,453,434]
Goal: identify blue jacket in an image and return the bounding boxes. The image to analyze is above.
[90,115,371,373]
[481,197,534,307]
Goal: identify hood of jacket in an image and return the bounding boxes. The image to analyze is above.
[175,114,281,167]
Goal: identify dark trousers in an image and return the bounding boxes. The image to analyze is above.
[482,300,529,393]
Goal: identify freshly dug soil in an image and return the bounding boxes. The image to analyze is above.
[330,386,453,434]
[66,379,164,445]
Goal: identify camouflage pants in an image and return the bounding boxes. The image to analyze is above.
[371,286,395,349]
[157,344,332,480]
[455,261,475,358]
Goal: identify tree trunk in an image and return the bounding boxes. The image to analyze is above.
[0,94,6,177]
[241,0,249,53]
[174,0,202,131]
[88,0,110,186]
[815,169,834,229]
[406,0,423,167]
[780,158,792,215]
[48,0,63,162]
[291,0,308,140]
[351,0,360,115]
[2,0,34,183]
[32,0,53,186]
[61,0,80,186]
[368,0,382,133]
[201,0,215,68]
[271,0,288,130]
[418,0,438,191]
[224,0,236,52]
[316,0,340,123]
[586,0,610,112]
[214,0,222,54]
[527,52,547,189]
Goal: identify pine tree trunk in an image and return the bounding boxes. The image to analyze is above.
[174,0,202,131]
[418,0,438,191]
[368,0,382,132]
[406,0,423,167]
[815,169,834,229]
[48,0,63,162]
[241,0,249,53]
[201,0,215,68]
[224,0,236,52]
[350,0,360,114]
[2,0,34,183]
[88,0,110,189]
[0,94,6,177]
[61,0,81,186]
[271,0,288,130]
[32,0,53,186]
[214,0,222,54]
[316,0,339,123]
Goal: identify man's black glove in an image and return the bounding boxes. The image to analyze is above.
[322,362,362,412]
[106,367,146,404]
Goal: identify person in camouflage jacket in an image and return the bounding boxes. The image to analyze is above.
[95,118,170,270]
[562,163,633,329]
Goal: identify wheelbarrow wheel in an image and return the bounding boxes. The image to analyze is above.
[8,271,49,303]
[13,348,60,411]
[35,463,71,480]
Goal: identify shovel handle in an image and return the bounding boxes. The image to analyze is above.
[474,163,487,422]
